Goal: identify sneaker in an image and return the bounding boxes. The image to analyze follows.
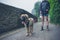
[46,26,49,31]
[40,26,44,31]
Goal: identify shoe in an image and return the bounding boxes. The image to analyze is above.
[46,26,49,31]
[40,26,44,31]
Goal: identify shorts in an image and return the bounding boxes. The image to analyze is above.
[42,12,48,16]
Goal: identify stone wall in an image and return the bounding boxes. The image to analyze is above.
[0,3,37,34]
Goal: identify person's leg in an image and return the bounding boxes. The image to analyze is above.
[45,16,49,30]
[41,16,44,31]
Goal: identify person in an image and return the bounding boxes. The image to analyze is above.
[40,0,50,31]
[20,14,30,36]
[28,18,34,36]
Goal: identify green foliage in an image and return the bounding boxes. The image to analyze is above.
[34,1,41,18]
[48,0,60,24]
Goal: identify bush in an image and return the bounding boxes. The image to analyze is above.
[48,0,60,24]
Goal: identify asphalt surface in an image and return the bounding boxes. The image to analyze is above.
[0,22,60,40]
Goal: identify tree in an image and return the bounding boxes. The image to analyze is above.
[34,1,41,18]
[31,9,36,16]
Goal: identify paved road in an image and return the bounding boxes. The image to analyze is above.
[0,22,60,40]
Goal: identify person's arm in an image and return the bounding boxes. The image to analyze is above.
[46,2,50,11]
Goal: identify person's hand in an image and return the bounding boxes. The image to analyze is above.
[46,9,48,11]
